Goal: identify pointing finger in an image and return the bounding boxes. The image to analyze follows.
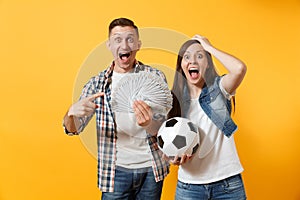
[88,92,104,101]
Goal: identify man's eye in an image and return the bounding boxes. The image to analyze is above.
[127,37,134,43]
[114,37,122,43]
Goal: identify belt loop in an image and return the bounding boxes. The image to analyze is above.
[223,177,229,187]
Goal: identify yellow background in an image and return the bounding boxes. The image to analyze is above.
[1,0,300,199]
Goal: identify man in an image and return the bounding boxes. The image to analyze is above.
[63,18,169,199]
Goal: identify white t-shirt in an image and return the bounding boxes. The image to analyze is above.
[112,71,152,169]
[178,80,243,184]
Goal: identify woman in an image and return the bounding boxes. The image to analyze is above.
[168,35,247,200]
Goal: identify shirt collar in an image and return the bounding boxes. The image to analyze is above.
[105,60,142,79]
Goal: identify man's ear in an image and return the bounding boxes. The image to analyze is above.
[137,40,142,50]
[106,40,111,50]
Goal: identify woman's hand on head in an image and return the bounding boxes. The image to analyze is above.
[192,34,213,51]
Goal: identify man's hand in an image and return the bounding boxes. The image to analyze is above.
[68,92,104,117]
[133,100,153,127]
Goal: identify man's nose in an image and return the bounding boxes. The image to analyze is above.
[121,39,129,49]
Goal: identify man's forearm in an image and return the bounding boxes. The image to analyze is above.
[145,119,163,136]
[63,112,81,133]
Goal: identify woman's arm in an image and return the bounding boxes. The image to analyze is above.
[192,35,247,94]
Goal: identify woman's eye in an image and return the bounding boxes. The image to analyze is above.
[197,54,203,59]
[184,55,190,60]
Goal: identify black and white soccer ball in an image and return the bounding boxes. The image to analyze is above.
[157,117,200,158]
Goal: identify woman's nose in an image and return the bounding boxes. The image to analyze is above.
[188,57,197,65]
[189,59,198,65]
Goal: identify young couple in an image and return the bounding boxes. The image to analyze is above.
[63,17,247,200]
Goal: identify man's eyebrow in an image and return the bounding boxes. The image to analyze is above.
[111,33,121,37]
[112,32,135,36]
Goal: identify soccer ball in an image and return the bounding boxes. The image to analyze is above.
[157,117,200,158]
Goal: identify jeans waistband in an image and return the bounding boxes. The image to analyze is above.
[116,165,153,173]
[211,174,242,185]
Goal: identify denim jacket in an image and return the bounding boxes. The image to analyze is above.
[183,76,237,137]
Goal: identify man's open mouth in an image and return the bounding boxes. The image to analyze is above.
[119,52,131,60]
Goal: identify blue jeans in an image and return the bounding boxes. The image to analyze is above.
[101,166,163,200]
[175,174,246,200]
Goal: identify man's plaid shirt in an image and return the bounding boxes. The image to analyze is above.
[73,61,170,192]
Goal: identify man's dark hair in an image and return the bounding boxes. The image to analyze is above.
[108,18,139,37]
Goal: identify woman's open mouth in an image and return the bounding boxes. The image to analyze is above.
[188,67,200,79]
